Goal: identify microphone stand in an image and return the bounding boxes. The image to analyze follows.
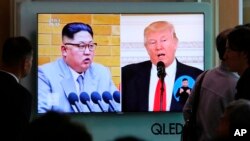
[157,61,166,112]
[160,76,165,111]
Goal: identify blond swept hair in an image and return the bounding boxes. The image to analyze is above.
[144,21,178,44]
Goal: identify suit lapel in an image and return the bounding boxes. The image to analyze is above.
[136,61,151,111]
[175,59,182,81]
[83,64,97,94]
[58,59,77,96]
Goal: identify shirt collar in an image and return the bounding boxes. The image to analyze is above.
[68,66,85,82]
[151,59,177,77]
[0,70,19,83]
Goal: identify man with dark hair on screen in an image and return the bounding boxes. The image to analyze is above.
[122,21,203,112]
[0,36,33,141]
[38,22,120,113]
[176,78,192,107]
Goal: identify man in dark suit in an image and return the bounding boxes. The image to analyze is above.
[0,36,33,140]
[122,21,203,112]
[176,78,192,107]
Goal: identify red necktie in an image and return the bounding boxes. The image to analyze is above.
[153,79,166,111]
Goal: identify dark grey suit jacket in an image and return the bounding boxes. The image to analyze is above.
[0,71,32,140]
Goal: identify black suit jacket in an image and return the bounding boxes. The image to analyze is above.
[0,71,32,140]
[176,87,192,106]
[235,67,250,100]
[122,59,203,112]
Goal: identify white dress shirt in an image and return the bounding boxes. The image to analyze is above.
[148,60,177,111]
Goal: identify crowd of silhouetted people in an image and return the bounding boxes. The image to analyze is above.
[183,23,250,141]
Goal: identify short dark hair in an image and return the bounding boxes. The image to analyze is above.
[2,36,33,66]
[114,136,145,141]
[182,78,188,81]
[227,26,250,64]
[244,23,250,28]
[228,26,250,51]
[24,111,92,141]
[62,22,93,39]
[226,99,250,139]
[216,28,232,60]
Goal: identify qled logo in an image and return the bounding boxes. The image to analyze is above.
[151,123,183,135]
[234,129,247,136]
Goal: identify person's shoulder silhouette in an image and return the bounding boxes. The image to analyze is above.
[114,136,146,141]
[0,36,33,141]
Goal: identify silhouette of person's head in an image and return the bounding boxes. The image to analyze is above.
[23,111,92,141]
[1,36,33,79]
[216,28,232,61]
[224,26,250,75]
[216,99,250,141]
[114,136,146,141]
[243,23,250,28]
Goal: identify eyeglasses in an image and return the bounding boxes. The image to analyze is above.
[64,42,97,52]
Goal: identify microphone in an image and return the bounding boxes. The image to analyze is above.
[91,92,107,112]
[156,61,166,112]
[157,61,166,80]
[79,92,94,112]
[113,91,121,103]
[67,92,83,113]
[102,91,118,112]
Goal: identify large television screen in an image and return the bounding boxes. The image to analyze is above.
[21,2,212,141]
[37,13,205,114]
